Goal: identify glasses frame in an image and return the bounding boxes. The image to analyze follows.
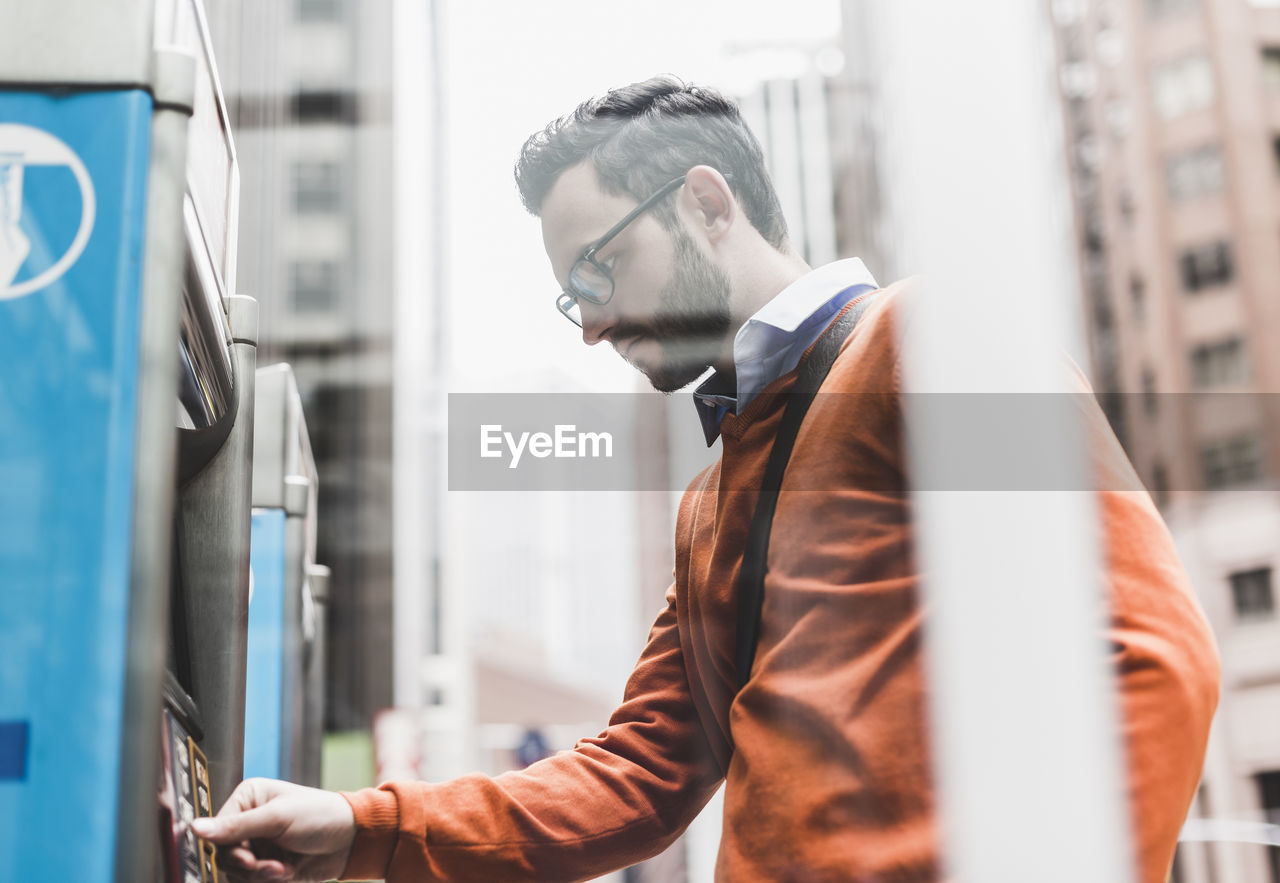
[555,174,687,327]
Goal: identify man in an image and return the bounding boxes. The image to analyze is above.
[197,76,1219,882]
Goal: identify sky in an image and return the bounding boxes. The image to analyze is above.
[440,0,842,392]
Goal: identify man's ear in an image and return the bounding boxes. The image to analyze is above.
[681,165,735,244]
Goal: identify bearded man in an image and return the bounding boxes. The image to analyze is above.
[197,76,1218,883]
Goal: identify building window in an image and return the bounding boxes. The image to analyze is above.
[291,260,340,313]
[297,0,343,21]
[1190,337,1247,387]
[1201,433,1264,489]
[1153,56,1215,119]
[1061,62,1098,100]
[1105,99,1132,137]
[1052,0,1086,27]
[1231,568,1275,620]
[1255,770,1280,883]
[1151,461,1170,507]
[1166,146,1224,201]
[1178,240,1233,292]
[1119,188,1136,226]
[1130,274,1146,324]
[1147,0,1197,17]
[1263,48,1280,93]
[1142,368,1158,415]
[1273,136,1280,177]
[293,161,343,214]
[291,90,357,125]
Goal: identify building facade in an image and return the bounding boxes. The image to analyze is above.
[1052,0,1280,879]
[204,0,405,736]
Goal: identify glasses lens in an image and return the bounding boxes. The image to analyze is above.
[568,258,612,305]
[556,292,582,327]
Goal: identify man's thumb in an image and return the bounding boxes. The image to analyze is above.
[191,807,281,844]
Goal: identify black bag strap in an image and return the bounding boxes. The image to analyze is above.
[734,290,878,692]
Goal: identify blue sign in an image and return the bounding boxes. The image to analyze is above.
[244,509,288,780]
[0,90,153,883]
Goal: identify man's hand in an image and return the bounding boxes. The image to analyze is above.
[190,778,356,883]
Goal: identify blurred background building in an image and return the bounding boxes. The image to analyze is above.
[203,0,402,751]
[1050,1,1280,880]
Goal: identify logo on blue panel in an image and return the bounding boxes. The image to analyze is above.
[0,124,96,300]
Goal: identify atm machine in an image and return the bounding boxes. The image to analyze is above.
[244,363,326,787]
[0,2,261,881]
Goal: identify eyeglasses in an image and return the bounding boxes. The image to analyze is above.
[555,175,687,328]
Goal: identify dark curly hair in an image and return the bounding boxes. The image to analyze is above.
[514,75,789,250]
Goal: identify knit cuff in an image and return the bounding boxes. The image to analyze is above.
[339,787,400,880]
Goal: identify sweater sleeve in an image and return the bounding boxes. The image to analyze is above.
[338,584,725,882]
[1066,364,1220,882]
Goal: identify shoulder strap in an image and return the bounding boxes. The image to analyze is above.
[734,291,878,693]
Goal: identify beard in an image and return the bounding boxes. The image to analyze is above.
[614,227,733,393]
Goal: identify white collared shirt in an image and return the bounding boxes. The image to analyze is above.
[692,258,878,445]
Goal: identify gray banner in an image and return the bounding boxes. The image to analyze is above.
[447,392,1278,493]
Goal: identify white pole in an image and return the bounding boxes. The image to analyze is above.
[868,1,1135,880]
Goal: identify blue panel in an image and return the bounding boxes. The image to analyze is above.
[0,90,153,883]
[244,509,287,780]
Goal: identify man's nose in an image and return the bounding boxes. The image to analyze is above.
[579,299,617,347]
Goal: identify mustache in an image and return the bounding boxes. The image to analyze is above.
[611,309,729,343]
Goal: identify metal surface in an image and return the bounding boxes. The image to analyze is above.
[251,364,314,510]
[160,0,239,297]
[151,44,196,113]
[177,231,235,432]
[175,204,237,485]
[113,48,195,883]
[228,291,258,345]
[177,318,257,808]
[282,475,315,781]
[302,564,330,786]
[0,1,154,87]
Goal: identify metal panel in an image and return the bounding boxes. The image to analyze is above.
[282,475,314,782]
[301,564,330,786]
[0,1,154,87]
[156,0,240,306]
[113,51,195,883]
[176,313,257,807]
[0,89,153,883]
[251,364,302,511]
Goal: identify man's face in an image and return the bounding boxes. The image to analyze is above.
[541,162,732,392]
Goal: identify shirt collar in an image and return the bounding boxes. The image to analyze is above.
[739,258,878,340]
[692,258,878,445]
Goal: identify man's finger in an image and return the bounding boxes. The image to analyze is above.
[222,844,258,868]
[251,859,294,881]
[191,805,287,844]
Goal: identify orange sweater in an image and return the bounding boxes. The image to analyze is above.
[341,282,1219,882]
